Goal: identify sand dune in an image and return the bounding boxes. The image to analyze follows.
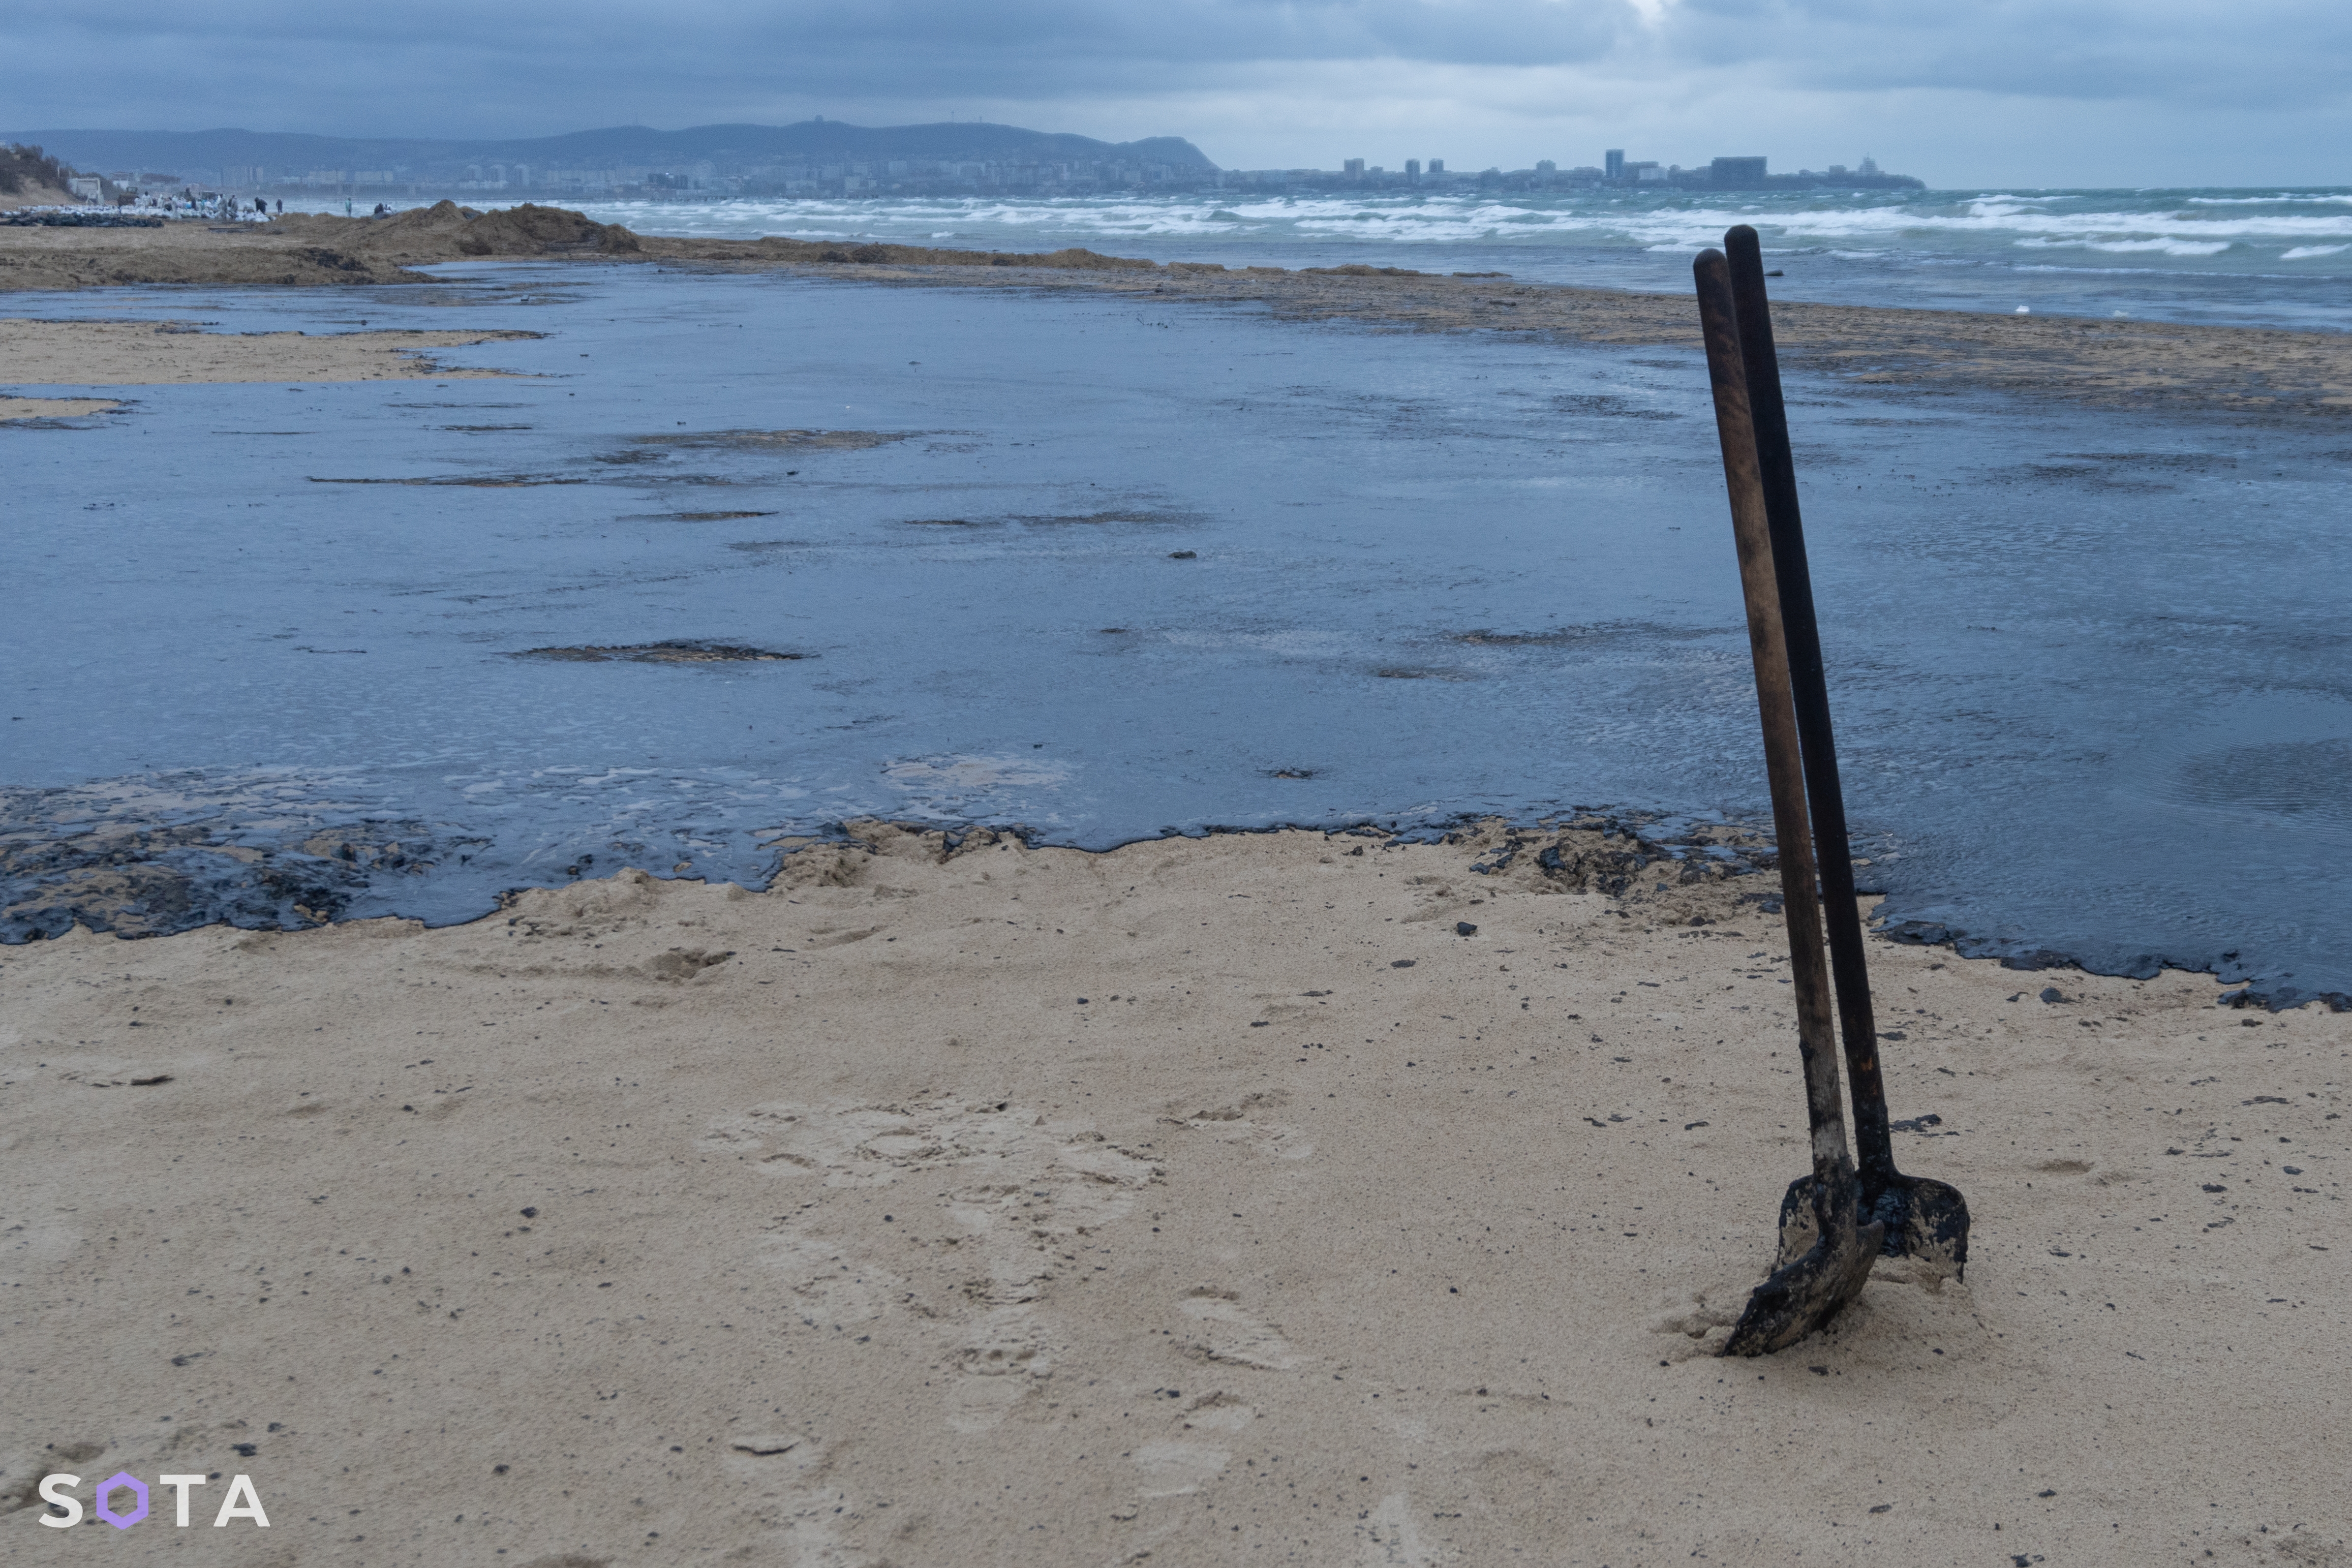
[4,823,2340,1563]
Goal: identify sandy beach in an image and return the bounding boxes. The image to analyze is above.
[5,203,2351,417]
[2,822,2343,1564]
[4,200,2346,1565]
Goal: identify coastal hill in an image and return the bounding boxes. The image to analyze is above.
[0,121,1220,183]
[0,142,79,209]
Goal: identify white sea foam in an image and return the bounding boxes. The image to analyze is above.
[2187,194,2352,206]
[2015,236,2235,257]
[398,185,2352,285]
[300,183,2347,327]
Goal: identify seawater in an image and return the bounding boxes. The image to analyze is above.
[300,187,2352,331]
[6,265,2348,1003]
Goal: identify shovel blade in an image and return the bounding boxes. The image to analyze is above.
[1777,1172,1971,1281]
[1721,1204,1881,1363]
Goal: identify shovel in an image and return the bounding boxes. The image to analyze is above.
[1692,248,1882,1356]
[1722,226,1972,1281]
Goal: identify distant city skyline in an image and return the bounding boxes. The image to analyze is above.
[5,2,2346,188]
[4,120,1930,202]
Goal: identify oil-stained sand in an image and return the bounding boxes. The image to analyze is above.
[512,641,806,664]
[3,824,2341,1565]
[632,428,916,453]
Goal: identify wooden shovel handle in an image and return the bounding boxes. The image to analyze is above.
[1724,226,1898,1182]
[1692,248,1856,1189]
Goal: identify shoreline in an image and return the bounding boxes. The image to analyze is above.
[3,203,2348,418]
[7,799,2344,1016]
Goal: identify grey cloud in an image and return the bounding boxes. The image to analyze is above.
[6,3,1642,134]
[1660,0,2352,107]
[4,0,2345,146]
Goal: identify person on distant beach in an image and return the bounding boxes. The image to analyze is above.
[273,199,282,214]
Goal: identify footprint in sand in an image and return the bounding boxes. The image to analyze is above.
[1129,1439,1232,1498]
[720,1430,875,1556]
[757,1231,901,1326]
[702,1098,1161,1432]
[1355,1492,1451,1566]
[1185,1091,1315,1161]
[1646,1288,1741,1361]
[1179,1286,1300,1370]
[1178,1391,1258,1433]
[944,1304,1056,1433]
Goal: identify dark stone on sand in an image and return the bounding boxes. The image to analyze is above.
[1455,921,1477,936]
[512,641,806,664]
[634,428,914,453]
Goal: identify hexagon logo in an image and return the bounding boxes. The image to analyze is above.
[95,1470,149,1529]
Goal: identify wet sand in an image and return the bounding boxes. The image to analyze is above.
[3,823,2342,1563]
[0,217,431,289]
[0,316,535,385]
[0,394,120,421]
[5,205,2350,416]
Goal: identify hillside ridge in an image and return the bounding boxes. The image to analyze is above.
[0,120,1219,178]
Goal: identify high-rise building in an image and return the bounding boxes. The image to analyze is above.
[1344,158,1365,178]
[1428,159,1445,174]
[1404,159,1421,182]
[1709,156,1767,188]
[1605,149,1625,180]
[1536,160,1556,174]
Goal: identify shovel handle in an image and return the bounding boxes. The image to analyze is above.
[1692,249,1856,1193]
[1721,227,1897,1183]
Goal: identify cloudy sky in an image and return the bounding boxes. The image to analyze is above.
[7,1,2347,186]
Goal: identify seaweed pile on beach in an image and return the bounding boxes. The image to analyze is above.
[1,210,162,228]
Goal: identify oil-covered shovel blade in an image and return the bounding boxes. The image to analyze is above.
[1731,1172,1883,1357]
[1778,1171,1969,1278]
[1694,244,1879,1357]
